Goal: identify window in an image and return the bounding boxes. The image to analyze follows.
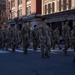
[52,2,55,13]
[11,11,15,19]
[63,0,67,10]
[43,5,45,14]
[18,0,22,5]
[48,3,51,14]
[45,5,47,14]
[61,0,63,11]
[18,9,22,17]
[57,1,59,11]
[26,6,31,15]
[68,0,71,9]
[59,0,61,11]
[11,0,15,7]
[26,0,30,2]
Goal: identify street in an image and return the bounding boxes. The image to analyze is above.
[0,45,75,75]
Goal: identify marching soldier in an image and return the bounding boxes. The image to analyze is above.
[10,24,17,52]
[38,17,51,58]
[62,20,70,56]
[17,29,22,47]
[0,26,2,49]
[1,25,9,50]
[32,25,38,51]
[50,26,53,49]
[53,27,61,50]
[71,25,75,52]
[72,25,75,63]
[21,21,30,55]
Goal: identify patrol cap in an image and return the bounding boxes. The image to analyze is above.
[4,25,8,28]
[41,17,47,21]
[34,25,36,27]
[24,21,27,23]
[64,20,68,23]
[73,25,75,27]
[0,26,1,29]
[11,24,15,27]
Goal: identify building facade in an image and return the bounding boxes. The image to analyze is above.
[0,0,7,25]
[6,0,42,29]
[6,0,75,31]
[6,0,42,19]
[42,0,75,35]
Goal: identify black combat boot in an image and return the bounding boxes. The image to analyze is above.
[73,56,75,63]
[45,53,50,58]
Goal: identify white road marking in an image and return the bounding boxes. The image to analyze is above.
[0,47,74,54]
[0,50,9,53]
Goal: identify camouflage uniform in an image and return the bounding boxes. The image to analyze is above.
[17,30,22,47]
[8,28,12,48]
[38,23,51,58]
[15,28,19,48]
[50,27,53,48]
[21,23,30,54]
[72,26,75,63]
[32,25,38,50]
[62,24,70,55]
[10,25,18,52]
[70,27,75,52]
[1,26,9,50]
[53,27,61,50]
[0,27,2,49]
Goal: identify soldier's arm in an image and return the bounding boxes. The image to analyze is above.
[38,26,44,39]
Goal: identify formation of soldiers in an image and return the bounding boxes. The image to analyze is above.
[0,18,75,62]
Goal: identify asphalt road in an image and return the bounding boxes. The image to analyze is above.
[0,47,75,75]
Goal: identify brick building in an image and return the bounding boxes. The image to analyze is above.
[6,0,75,31]
[6,0,42,29]
[0,0,7,25]
[7,0,41,18]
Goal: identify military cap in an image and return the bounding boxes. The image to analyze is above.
[41,17,47,21]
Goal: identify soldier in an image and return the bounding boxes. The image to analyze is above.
[53,27,61,50]
[38,17,51,58]
[1,25,9,50]
[15,27,19,48]
[62,20,70,56]
[32,25,38,51]
[21,21,30,55]
[10,24,17,52]
[71,25,75,52]
[46,23,53,51]
[71,25,75,63]
[17,29,22,47]
[50,26,53,49]
[8,27,12,48]
[0,26,2,49]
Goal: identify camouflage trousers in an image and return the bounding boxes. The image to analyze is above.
[40,39,50,56]
[0,39,2,48]
[11,42,16,52]
[23,42,30,54]
[63,39,70,55]
[32,39,38,50]
[53,37,61,50]
[71,41,75,52]
[2,40,8,50]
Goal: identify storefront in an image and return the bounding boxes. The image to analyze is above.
[43,9,75,35]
